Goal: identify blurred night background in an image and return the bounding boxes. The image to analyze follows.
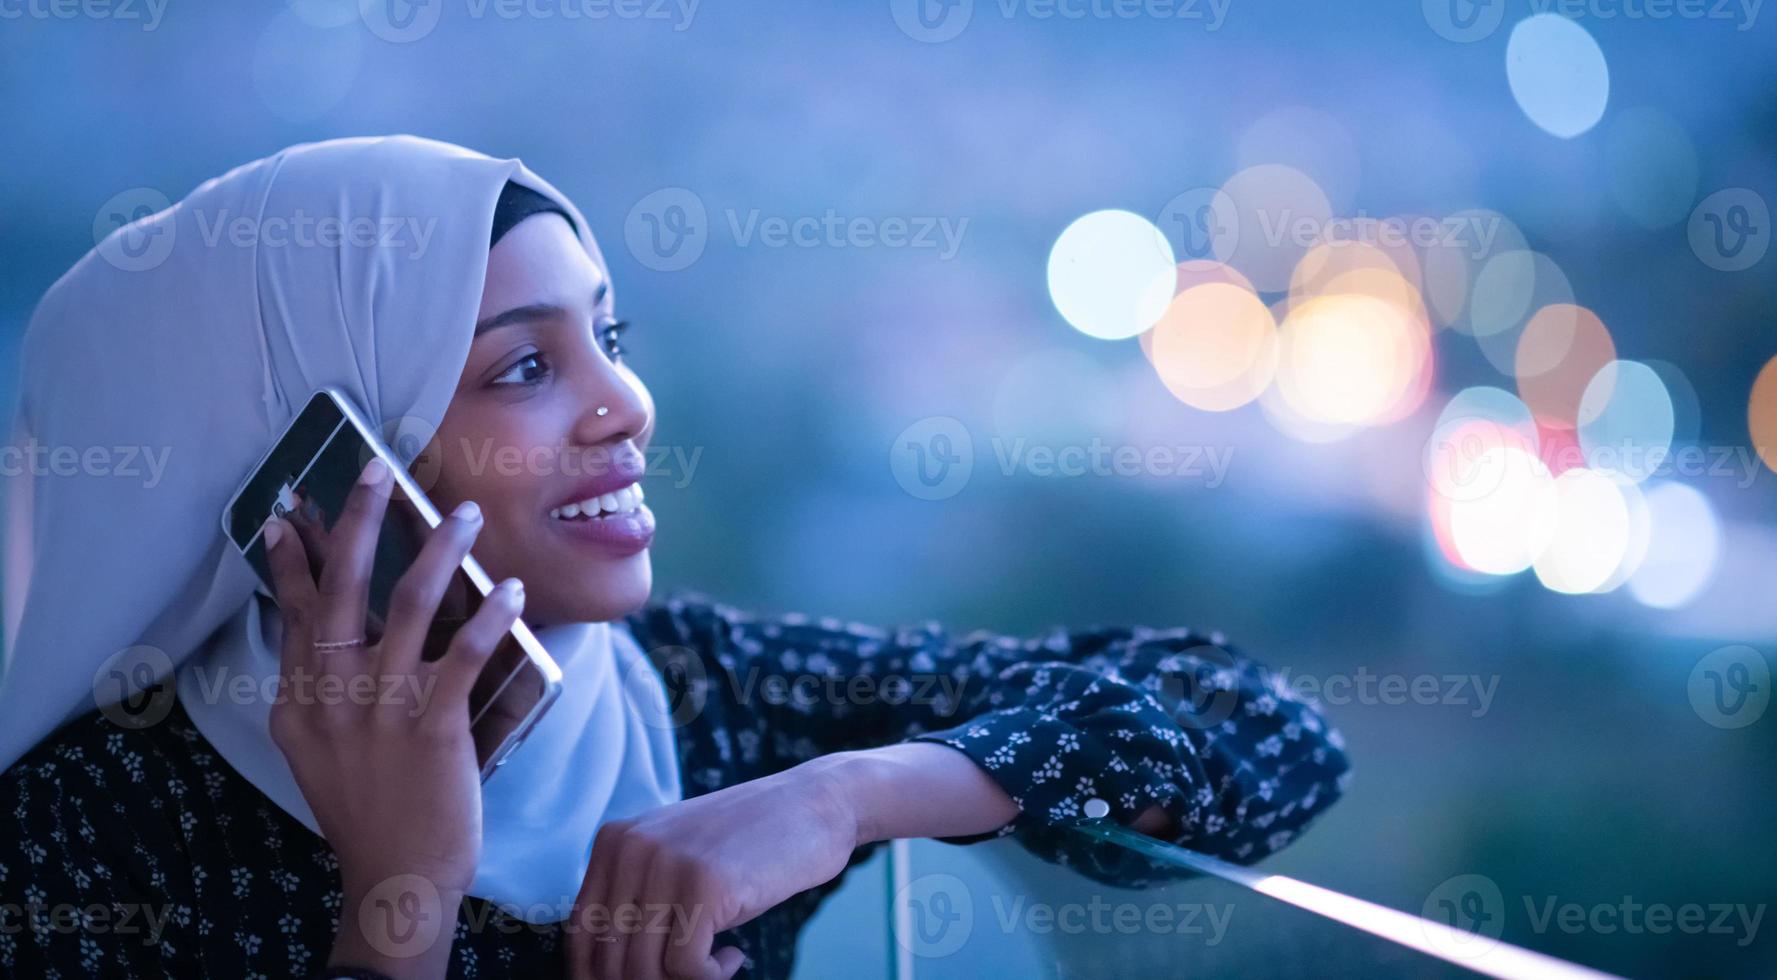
[3,2,1774,977]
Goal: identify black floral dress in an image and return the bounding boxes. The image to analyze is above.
[0,592,1350,978]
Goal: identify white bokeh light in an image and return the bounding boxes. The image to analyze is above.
[1505,15,1610,139]
[1533,469,1631,594]
[1629,482,1722,609]
[1047,210,1177,340]
[1578,360,1675,483]
[1450,447,1558,576]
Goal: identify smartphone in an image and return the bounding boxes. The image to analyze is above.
[220,386,562,781]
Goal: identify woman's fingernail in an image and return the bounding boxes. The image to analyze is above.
[453,500,481,522]
[359,457,389,486]
[500,578,525,602]
[264,519,284,549]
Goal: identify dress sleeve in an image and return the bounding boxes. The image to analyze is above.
[624,592,1351,883]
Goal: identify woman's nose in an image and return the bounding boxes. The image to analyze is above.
[570,357,651,449]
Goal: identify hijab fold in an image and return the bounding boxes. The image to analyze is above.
[0,135,682,922]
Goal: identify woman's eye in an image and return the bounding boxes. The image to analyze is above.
[599,319,630,363]
[491,351,550,387]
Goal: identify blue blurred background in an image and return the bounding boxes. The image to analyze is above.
[3,2,1774,976]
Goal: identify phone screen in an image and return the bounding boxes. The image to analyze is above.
[225,391,552,770]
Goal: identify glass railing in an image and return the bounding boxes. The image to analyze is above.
[825,824,1627,980]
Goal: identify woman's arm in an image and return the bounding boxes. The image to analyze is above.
[575,594,1349,979]
[814,741,1174,843]
[626,592,1349,870]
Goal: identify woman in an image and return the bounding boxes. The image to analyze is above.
[0,136,1349,979]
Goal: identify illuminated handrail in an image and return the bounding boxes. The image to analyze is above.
[1058,822,1624,980]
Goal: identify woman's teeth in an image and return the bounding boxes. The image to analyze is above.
[550,483,645,520]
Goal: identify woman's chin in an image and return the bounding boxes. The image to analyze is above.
[537,555,653,624]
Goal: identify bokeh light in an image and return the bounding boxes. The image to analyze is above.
[1628,482,1723,608]
[1471,251,1576,374]
[1421,209,1527,331]
[1449,446,1558,576]
[1505,14,1610,139]
[1218,164,1333,293]
[1532,468,1631,594]
[1515,303,1617,428]
[1645,358,1703,449]
[1138,260,1257,364]
[1047,210,1176,340]
[1750,354,1777,475]
[1577,360,1675,483]
[1274,293,1430,427]
[1148,282,1278,412]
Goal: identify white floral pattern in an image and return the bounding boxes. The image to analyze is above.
[0,592,1348,978]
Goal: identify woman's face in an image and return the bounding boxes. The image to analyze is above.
[425,212,656,627]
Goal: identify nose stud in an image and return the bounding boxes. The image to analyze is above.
[596,406,609,417]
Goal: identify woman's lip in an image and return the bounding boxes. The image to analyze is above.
[547,503,655,556]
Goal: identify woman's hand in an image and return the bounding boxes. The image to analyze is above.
[566,757,865,980]
[262,456,526,979]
